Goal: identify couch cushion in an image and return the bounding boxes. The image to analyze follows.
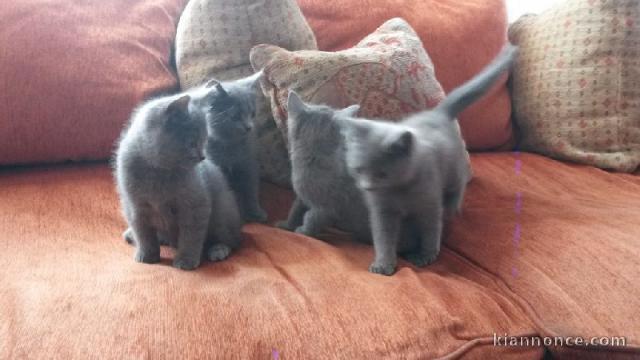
[0,0,187,165]
[0,163,540,359]
[296,0,513,151]
[510,0,640,173]
[447,153,640,358]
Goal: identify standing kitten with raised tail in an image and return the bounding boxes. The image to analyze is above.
[190,72,268,223]
[115,94,242,270]
[338,45,518,275]
[278,91,420,253]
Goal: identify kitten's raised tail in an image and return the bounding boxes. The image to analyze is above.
[435,44,518,119]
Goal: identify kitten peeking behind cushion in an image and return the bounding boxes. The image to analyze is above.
[190,72,268,223]
[114,94,242,270]
[338,45,518,275]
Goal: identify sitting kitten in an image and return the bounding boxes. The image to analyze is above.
[190,72,268,223]
[338,45,518,275]
[278,91,419,254]
[115,94,242,270]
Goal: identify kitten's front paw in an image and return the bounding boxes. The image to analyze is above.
[208,244,232,262]
[172,256,200,271]
[368,261,397,276]
[134,249,160,264]
[404,252,439,268]
[123,228,134,245]
[245,207,268,223]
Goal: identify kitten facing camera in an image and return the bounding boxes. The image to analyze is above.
[338,45,518,275]
[114,94,242,270]
[279,91,421,256]
[190,72,268,223]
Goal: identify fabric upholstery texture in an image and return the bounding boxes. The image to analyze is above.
[0,0,188,165]
[251,18,446,136]
[175,0,318,186]
[1,154,638,358]
[296,0,513,151]
[510,0,640,172]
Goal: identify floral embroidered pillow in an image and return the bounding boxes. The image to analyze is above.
[250,18,446,138]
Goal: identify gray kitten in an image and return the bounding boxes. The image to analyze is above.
[115,94,242,270]
[338,45,518,275]
[190,72,268,223]
[278,91,420,254]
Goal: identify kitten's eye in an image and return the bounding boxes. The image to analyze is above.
[353,167,365,174]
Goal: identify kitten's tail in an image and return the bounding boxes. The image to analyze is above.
[435,44,518,119]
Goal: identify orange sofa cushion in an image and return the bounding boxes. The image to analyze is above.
[0,162,542,359]
[2,154,639,358]
[297,0,513,151]
[0,0,187,165]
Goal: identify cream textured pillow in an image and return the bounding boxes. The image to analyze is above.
[250,18,446,137]
[510,0,640,172]
[175,0,316,85]
[175,0,317,185]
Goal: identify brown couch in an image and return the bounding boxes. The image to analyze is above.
[1,0,638,359]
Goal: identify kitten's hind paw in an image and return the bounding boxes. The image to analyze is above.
[404,252,439,267]
[123,228,134,245]
[208,244,232,262]
[368,261,397,276]
[134,249,160,264]
[173,256,200,271]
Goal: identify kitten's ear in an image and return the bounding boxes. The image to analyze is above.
[205,82,231,107]
[204,77,229,98]
[337,118,365,140]
[165,95,191,129]
[287,91,308,118]
[205,78,220,88]
[166,95,190,118]
[214,83,230,99]
[387,131,413,156]
[337,104,360,118]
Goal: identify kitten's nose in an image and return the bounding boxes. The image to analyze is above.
[199,154,206,161]
[244,123,253,132]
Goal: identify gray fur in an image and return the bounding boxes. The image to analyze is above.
[339,45,518,275]
[278,91,420,253]
[114,93,242,270]
[190,72,268,223]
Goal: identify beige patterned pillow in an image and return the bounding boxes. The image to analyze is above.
[175,0,316,85]
[250,18,446,138]
[510,0,640,172]
[175,0,317,185]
